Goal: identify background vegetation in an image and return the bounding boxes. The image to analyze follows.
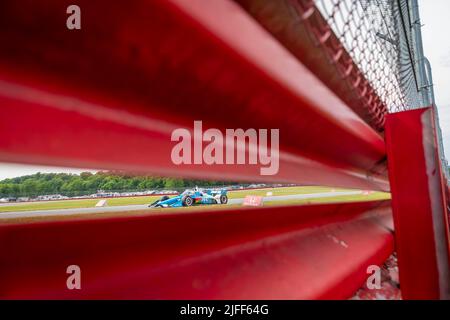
[0,172,229,198]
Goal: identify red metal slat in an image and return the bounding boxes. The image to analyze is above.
[385,107,450,299]
[0,200,393,299]
[0,87,387,189]
[0,0,388,190]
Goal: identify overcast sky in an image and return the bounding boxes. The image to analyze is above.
[420,0,450,160]
[0,0,449,180]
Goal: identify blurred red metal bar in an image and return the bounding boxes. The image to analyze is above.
[385,107,450,299]
[0,0,396,301]
[0,0,388,190]
[0,200,393,299]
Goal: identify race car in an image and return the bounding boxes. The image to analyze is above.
[149,187,228,208]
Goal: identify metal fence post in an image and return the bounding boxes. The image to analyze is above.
[385,107,450,299]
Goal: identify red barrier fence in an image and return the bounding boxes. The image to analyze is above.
[0,0,449,300]
[0,0,388,191]
[0,201,393,299]
[385,107,450,299]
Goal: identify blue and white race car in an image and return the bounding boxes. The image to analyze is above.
[149,188,228,208]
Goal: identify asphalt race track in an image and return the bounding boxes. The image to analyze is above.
[0,191,362,219]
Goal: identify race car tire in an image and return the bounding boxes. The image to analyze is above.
[220,195,228,204]
[182,195,194,207]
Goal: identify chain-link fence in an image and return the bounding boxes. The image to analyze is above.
[313,0,448,179]
[236,0,448,179]
[312,0,447,178]
[236,0,429,130]
[312,0,425,114]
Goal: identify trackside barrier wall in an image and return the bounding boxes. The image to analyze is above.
[0,0,448,300]
[385,107,450,299]
[0,201,393,299]
[0,0,388,191]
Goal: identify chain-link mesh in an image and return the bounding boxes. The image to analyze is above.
[312,0,450,179]
[236,0,428,130]
[313,0,424,114]
[237,0,448,179]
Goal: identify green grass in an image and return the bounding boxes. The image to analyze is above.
[264,191,390,206]
[0,186,341,213]
[0,196,162,213]
[0,186,389,214]
[227,186,349,199]
[0,190,391,224]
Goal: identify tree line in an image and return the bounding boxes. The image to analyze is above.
[0,171,229,198]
